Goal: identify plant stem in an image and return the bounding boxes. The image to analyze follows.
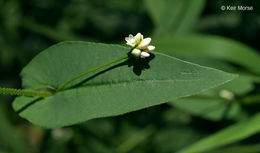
[116,126,155,153]
[0,88,52,97]
[57,54,129,91]
[242,94,260,105]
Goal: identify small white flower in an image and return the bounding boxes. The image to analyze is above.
[141,52,150,58]
[125,33,155,58]
[125,34,136,48]
[131,48,141,57]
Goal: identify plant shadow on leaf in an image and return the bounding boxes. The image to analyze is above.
[70,53,155,89]
[127,53,155,76]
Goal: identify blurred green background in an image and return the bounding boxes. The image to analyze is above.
[0,0,260,153]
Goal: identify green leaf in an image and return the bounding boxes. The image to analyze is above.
[171,98,247,121]
[116,125,153,153]
[167,57,254,95]
[13,41,236,128]
[168,58,252,121]
[169,75,252,121]
[153,34,260,74]
[178,113,260,153]
[170,76,252,121]
[174,57,236,73]
[144,0,205,35]
[209,144,260,153]
[153,127,205,153]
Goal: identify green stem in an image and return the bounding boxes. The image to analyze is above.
[57,54,129,91]
[116,126,155,153]
[0,88,52,97]
[242,94,260,105]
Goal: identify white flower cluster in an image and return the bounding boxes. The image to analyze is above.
[125,33,155,58]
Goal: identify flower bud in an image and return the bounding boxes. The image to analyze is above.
[140,52,150,58]
[147,45,155,51]
[138,38,151,49]
[131,48,141,57]
[135,33,143,44]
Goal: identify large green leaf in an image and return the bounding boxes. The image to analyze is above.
[12,42,236,128]
[153,34,260,74]
[144,0,205,35]
[178,112,260,153]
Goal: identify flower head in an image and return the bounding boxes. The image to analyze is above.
[125,33,155,58]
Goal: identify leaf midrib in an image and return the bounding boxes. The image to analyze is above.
[68,78,202,90]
